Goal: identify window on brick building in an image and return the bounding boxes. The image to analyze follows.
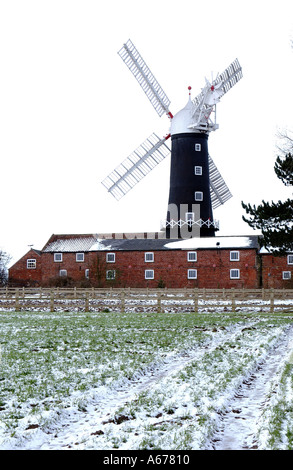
[230,251,240,261]
[230,269,240,279]
[187,251,197,262]
[287,255,293,265]
[106,253,115,263]
[188,269,197,279]
[106,270,115,280]
[27,259,36,269]
[85,269,89,279]
[145,252,154,262]
[145,269,154,279]
[76,253,84,262]
[54,253,62,262]
[59,269,67,277]
[283,271,291,280]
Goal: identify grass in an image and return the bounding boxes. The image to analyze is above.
[0,310,293,449]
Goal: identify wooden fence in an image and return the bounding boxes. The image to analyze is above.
[0,287,293,313]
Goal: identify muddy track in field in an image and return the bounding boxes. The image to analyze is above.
[206,324,293,450]
[20,321,293,450]
[23,322,253,449]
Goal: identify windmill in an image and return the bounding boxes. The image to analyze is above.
[101,39,243,238]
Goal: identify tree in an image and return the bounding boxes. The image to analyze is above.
[241,153,293,255]
[0,250,11,285]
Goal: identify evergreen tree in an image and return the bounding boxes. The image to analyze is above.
[241,153,293,255]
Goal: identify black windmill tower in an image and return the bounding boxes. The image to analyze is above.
[102,40,243,238]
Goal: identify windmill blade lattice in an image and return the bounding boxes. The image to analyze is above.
[118,39,171,118]
[208,155,232,209]
[101,133,170,200]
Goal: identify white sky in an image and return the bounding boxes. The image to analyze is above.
[1,0,293,266]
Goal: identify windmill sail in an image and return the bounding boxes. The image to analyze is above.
[118,39,171,118]
[101,133,170,200]
[208,155,232,209]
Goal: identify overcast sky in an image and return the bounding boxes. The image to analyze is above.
[1,0,293,266]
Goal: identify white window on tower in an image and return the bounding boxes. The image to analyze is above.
[194,166,202,175]
[195,191,203,201]
[195,143,201,151]
[185,212,194,223]
[287,255,293,265]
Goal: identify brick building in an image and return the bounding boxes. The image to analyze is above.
[9,232,291,289]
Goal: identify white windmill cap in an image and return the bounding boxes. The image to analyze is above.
[170,88,196,135]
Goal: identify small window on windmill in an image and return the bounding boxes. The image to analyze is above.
[194,166,202,175]
[185,212,194,223]
[195,143,201,151]
[195,191,203,201]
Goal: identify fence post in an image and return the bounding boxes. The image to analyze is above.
[270,289,274,313]
[120,290,125,313]
[231,289,235,312]
[85,291,89,312]
[15,289,19,311]
[50,291,54,312]
[157,292,161,313]
[194,289,198,313]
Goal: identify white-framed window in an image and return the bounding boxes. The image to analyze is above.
[195,143,201,151]
[59,269,67,277]
[85,269,89,279]
[76,253,84,262]
[230,251,240,261]
[145,252,154,262]
[145,269,154,280]
[106,270,116,280]
[54,253,63,262]
[188,269,197,279]
[187,251,197,262]
[185,212,194,223]
[106,253,116,263]
[27,259,36,269]
[230,269,240,279]
[195,191,203,201]
[287,255,293,265]
[194,166,202,175]
[283,271,291,280]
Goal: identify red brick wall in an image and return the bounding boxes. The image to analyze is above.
[261,254,293,289]
[9,250,42,287]
[41,252,91,286]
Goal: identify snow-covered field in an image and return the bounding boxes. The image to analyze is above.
[0,309,293,450]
